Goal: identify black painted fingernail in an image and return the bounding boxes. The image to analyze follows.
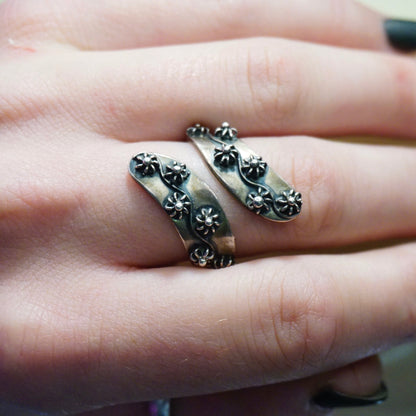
[385,19,416,52]
[312,381,388,409]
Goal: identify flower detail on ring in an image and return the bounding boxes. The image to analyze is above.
[133,152,159,176]
[186,124,209,137]
[246,187,273,214]
[275,189,302,217]
[213,143,239,167]
[241,155,267,179]
[189,245,215,267]
[213,254,234,269]
[164,161,190,185]
[195,207,221,236]
[214,122,238,140]
[164,192,191,220]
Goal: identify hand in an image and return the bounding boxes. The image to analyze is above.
[0,0,415,415]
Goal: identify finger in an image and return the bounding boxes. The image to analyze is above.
[5,39,416,142]
[317,355,383,399]
[1,243,414,413]
[0,0,389,52]
[75,357,383,416]
[2,137,416,268]
[85,138,416,267]
[171,356,383,416]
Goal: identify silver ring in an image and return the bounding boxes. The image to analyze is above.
[187,122,302,222]
[129,152,235,268]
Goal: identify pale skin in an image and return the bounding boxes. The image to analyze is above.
[0,0,415,415]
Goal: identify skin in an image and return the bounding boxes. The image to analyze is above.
[0,0,415,414]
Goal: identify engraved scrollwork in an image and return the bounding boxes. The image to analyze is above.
[246,187,274,214]
[214,122,238,141]
[163,161,190,185]
[133,152,159,176]
[164,192,191,220]
[189,245,215,268]
[275,189,303,217]
[241,155,267,179]
[195,207,221,236]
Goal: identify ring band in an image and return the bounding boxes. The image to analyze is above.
[129,152,235,268]
[187,122,302,222]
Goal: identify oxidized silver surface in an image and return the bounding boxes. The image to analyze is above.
[187,122,302,222]
[129,153,235,268]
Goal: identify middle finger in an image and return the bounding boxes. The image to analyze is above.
[2,136,416,267]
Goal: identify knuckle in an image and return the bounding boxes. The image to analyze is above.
[238,38,301,127]
[0,153,86,239]
[243,260,340,372]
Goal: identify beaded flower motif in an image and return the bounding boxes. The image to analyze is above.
[246,187,274,214]
[134,152,159,176]
[164,192,191,220]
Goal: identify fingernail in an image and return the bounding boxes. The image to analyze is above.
[385,19,416,52]
[312,381,388,409]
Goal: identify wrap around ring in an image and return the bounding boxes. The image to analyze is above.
[129,153,235,268]
[187,122,302,222]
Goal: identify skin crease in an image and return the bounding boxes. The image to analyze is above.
[0,0,415,415]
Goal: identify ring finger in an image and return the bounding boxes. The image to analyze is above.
[1,135,416,267]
